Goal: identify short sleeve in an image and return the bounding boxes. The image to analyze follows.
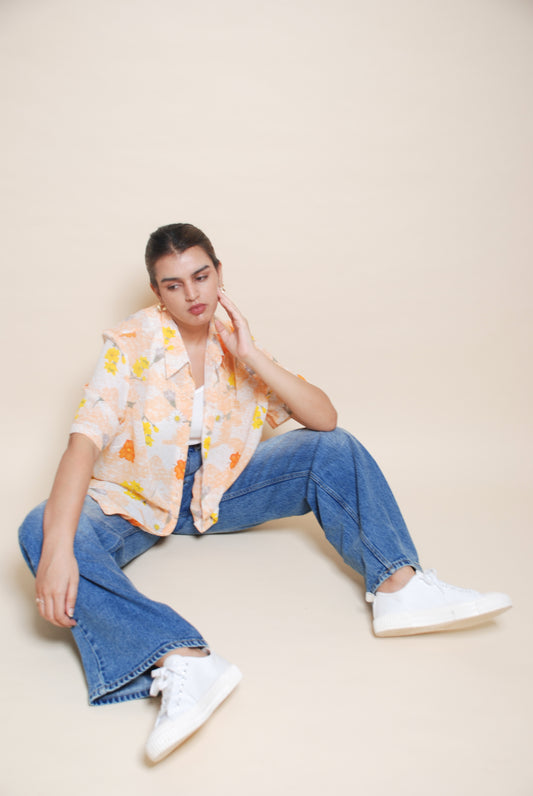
[252,341,302,429]
[70,336,130,450]
[265,391,292,428]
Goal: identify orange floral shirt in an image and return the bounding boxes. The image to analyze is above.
[70,306,292,534]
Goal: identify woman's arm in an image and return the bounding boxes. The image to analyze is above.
[36,432,99,628]
[215,290,337,432]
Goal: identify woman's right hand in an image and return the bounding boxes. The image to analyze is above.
[35,545,79,628]
[35,432,98,628]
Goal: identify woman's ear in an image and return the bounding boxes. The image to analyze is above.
[150,283,160,301]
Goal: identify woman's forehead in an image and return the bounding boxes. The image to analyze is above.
[154,247,215,280]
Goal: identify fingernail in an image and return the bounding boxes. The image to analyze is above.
[67,608,74,617]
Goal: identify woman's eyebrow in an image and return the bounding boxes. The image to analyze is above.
[160,265,210,283]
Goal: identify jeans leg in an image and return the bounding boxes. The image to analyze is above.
[179,428,420,594]
[18,496,207,705]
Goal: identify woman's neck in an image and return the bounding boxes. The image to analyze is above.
[179,325,209,348]
[178,326,208,388]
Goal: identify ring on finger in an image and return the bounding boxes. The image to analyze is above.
[36,597,45,605]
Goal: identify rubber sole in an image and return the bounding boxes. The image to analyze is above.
[374,598,512,638]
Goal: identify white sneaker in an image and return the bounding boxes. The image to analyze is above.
[145,651,242,763]
[368,569,512,637]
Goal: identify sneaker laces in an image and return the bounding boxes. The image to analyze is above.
[150,658,189,719]
[366,568,465,603]
[418,569,441,587]
[417,569,471,595]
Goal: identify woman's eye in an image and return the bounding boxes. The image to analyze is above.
[196,275,208,282]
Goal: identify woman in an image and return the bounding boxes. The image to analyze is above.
[19,223,511,763]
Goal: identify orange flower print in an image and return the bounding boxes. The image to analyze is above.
[230,452,240,469]
[174,459,186,480]
[119,439,135,462]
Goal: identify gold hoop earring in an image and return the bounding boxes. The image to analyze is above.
[157,302,166,312]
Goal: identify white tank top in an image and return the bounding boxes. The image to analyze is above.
[188,386,204,445]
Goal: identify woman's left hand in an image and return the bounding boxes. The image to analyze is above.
[215,289,257,365]
[215,288,337,431]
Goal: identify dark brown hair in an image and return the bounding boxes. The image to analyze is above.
[145,223,221,286]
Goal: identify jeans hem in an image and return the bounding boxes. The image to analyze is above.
[369,559,421,595]
[87,638,208,706]
[90,686,153,706]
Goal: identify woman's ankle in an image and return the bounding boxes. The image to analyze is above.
[376,566,416,594]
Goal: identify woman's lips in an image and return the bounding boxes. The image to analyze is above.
[189,304,207,316]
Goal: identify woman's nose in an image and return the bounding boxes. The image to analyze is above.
[184,283,199,302]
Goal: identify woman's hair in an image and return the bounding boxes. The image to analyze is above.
[145,223,221,286]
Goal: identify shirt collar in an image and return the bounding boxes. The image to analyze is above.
[157,309,223,379]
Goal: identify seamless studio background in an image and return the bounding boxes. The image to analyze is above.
[1,1,532,794]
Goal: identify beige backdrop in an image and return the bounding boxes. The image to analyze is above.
[2,0,532,794]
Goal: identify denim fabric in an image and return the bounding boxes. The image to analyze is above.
[19,428,419,706]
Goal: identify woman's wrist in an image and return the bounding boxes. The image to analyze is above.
[239,344,265,373]
[41,527,76,553]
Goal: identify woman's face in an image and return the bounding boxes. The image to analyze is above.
[151,246,222,335]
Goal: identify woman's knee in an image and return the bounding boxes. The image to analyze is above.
[308,427,374,478]
[18,501,46,573]
[314,426,356,452]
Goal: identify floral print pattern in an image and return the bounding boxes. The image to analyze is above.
[104,346,120,375]
[174,459,186,480]
[71,306,292,535]
[119,439,135,462]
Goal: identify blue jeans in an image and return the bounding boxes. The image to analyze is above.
[19,428,420,705]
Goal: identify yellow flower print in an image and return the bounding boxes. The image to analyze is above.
[227,372,236,387]
[210,512,218,525]
[162,326,176,349]
[132,356,150,378]
[104,347,120,375]
[252,406,265,430]
[74,398,86,419]
[143,420,153,446]
[120,480,144,501]
[203,436,211,457]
